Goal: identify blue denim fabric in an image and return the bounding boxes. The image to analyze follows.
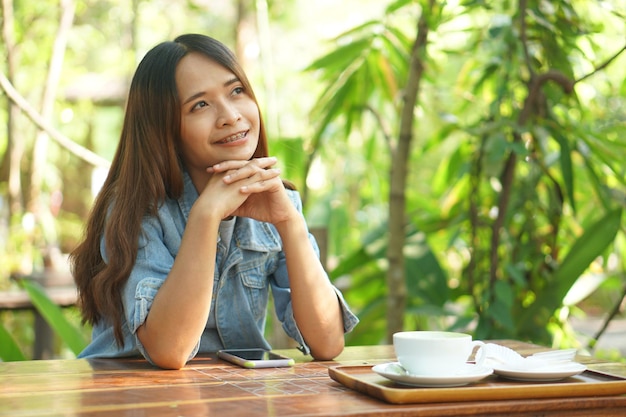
[78,171,359,363]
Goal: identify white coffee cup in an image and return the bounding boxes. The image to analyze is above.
[393,331,485,376]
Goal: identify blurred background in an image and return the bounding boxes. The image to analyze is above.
[1,0,625,361]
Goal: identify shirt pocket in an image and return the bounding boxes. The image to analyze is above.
[237,257,271,318]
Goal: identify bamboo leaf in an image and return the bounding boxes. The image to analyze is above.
[405,231,449,305]
[549,126,576,214]
[385,0,415,14]
[552,208,622,295]
[518,208,622,331]
[579,129,626,186]
[329,223,388,280]
[330,248,375,280]
[580,152,613,210]
[19,280,87,356]
[0,322,27,361]
[306,37,372,73]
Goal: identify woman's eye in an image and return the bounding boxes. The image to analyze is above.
[232,86,244,96]
[192,101,208,111]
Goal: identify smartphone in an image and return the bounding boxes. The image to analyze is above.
[217,348,295,369]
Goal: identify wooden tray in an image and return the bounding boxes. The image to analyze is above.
[328,364,626,404]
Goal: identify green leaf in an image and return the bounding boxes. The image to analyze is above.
[19,280,88,356]
[518,208,622,332]
[488,299,515,329]
[330,247,375,280]
[405,231,449,305]
[494,280,514,308]
[385,0,415,14]
[552,208,622,296]
[306,37,372,73]
[548,124,576,214]
[579,129,626,188]
[0,322,27,361]
[329,222,388,279]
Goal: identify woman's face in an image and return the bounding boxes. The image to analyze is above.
[176,52,260,182]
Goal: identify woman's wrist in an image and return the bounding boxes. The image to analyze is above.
[188,203,223,233]
[274,213,307,241]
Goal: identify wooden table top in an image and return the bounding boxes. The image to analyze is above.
[2,340,626,416]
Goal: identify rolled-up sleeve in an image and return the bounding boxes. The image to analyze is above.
[274,282,359,355]
[119,215,201,363]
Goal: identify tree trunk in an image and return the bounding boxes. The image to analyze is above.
[1,0,23,216]
[28,0,75,225]
[254,0,279,138]
[386,0,435,342]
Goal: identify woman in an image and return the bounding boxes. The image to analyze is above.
[70,34,358,369]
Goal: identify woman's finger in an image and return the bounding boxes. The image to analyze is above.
[210,157,277,173]
[221,159,279,184]
[238,169,283,193]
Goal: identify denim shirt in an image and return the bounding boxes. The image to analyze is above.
[78,171,359,363]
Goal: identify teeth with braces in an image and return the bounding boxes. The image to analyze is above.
[218,132,246,144]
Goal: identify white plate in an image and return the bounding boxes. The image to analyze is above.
[492,362,587,382]
[372,362,493,388]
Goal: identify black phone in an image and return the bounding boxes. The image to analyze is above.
[217,348,295,369]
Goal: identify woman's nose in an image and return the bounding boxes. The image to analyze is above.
[216,102,241,126]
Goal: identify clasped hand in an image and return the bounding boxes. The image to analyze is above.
[202,157,296,225]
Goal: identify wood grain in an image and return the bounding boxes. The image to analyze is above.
[2,342,626,416]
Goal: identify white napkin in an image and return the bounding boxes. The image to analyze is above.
[483,343,577,370]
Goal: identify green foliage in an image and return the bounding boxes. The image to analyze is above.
[515,208,623,341]
[306,18,411,151]
[0,322,27,361]
[18,279,88,356]
[308,0,626,348]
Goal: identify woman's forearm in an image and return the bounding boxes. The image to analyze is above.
[137,208,221,369]
[276,216,345,360]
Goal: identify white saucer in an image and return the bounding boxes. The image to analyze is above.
[491,362,587,382]
[372,362,493,388]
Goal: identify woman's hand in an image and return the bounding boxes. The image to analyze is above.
[207,157,345,360]
[205,157,298,225]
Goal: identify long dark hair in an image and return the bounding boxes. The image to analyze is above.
[70,34,269,345]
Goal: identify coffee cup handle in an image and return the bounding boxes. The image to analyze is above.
[471,341,486,367]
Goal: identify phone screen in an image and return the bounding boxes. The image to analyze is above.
[227,349,283,360]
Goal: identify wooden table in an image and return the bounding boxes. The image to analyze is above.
[2,341,626,416]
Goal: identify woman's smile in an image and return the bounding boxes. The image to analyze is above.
[214,130,249,145]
